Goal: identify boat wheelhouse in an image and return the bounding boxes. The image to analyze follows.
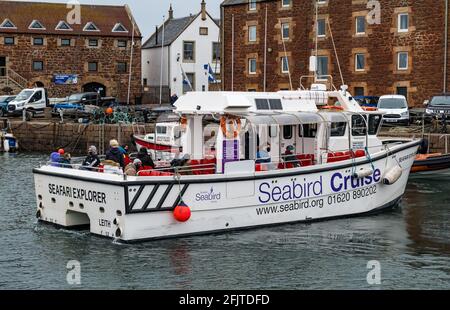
[33,85,421,242]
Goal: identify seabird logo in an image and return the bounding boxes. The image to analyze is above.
[195,187,221,202]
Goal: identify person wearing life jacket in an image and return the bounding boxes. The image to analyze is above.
[137,147,155,169]
[60,153,72,169]
[81,145,101,171]
[282,145,301,168]
[106,139,125,168]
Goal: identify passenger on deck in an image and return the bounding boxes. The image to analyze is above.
[171,153,191,174]
[256,145,272,164]
[60,153,72,169]
[81,146,101,171]
[137,147,155,169]
[106,139,125,168]
[50,152,61,167]
[283,145,301,168]
[125,159,142,176]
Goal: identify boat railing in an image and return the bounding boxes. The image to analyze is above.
[299,75,338,92]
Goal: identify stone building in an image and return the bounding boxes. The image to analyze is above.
[0,1,142,103]
[221,0,449,107]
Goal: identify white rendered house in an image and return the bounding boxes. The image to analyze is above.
[142,1,221,99]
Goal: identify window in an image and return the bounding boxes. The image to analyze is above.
[398,13,409,32]
[143,78,148,86]
[117,40,127,48]
[33,37,44,46]
[183,41,195,61]
[317,19,326,37]
[248,25,257,42]
[331,123,347,137]
[199,27,208,35]
[212,42,221,62]
[88,62,98,72]
[248,58,257,74]
[183,73,195,94]
[352,115,367,137]
[354,87,365,97]
[356,16,366,34]
[317,56,328,79]
[300,124,317,138]
[4,37,15,45]
[397,86,408,98]
[112,23,128,33]
[255,99,282,110]
[249,0,257,11]
[397,52,408,70]
[117,62,127,73]
[84,22,100,32]
[355,53,365,71]
[61,39,71,47]
[368,115,382,135]
[281,56,289,73]
[56,21,72,31]
[0,19,16,29]
[282,0,291,8]
[281,23,290,40]
[283,126,293,140]
[89,39,99,47]
[269,99,283,110]
[33,61,44,71]
[29,20,45,30]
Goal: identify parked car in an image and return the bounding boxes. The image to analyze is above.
[7,88,49,119]
[52,92,117,116]
[354,96,380,109]
[377,95,410,125]
[424,94,450,120]
[0,95,16,117]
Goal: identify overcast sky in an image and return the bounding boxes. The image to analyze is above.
[24,0,223,39]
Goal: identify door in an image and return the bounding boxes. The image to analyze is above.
[28,90,46,111]
[0,57,6,77]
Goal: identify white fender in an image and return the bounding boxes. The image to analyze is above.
[3,138,9,152]
[383,166,403,185]
[353,168,374,179]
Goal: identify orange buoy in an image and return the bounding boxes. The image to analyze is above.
[106,107,114,115]
[173,201,191,222]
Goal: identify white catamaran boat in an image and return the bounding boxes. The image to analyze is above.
[33,83,421,242]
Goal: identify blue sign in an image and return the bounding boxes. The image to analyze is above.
[53,74,78,85]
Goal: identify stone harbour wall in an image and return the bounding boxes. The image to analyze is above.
[1,121,154,155]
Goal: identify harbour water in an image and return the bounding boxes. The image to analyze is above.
[0,153,449,290]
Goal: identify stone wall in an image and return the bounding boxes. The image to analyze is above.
[222,0,448,107]
[1,121,153,155]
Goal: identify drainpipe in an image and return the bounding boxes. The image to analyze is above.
[445,0,448,93]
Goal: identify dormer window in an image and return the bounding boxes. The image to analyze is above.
[56,21,73,31]
[83,22,100,32]
[29,20,46,30]
[0,19,17,29]
[112,23,128,33]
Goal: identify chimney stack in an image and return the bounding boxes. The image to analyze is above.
[169,4,174,20]
[201,0,206,21]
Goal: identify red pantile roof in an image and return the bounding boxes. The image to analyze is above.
[0,0,141,38]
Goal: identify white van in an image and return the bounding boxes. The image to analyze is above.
[377,95,410,125]
[8,88,48,117]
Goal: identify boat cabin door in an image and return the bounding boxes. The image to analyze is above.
[350,114,368,151]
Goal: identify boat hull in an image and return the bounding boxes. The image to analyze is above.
[411,154,450,178]
[33,141,420,242]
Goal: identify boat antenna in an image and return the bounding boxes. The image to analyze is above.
[127,21,135,106]
[159,15,166,105]
[281,24,293,90]
[327,21,345,86]
[263,4,268,92]
[314,0,318,82]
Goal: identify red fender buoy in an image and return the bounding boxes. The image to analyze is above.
[173,201,191,222]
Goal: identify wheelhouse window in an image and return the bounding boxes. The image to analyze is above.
[283,125,293,139]
[352,115,367,136]
[368,115,382,135]
[300,124,318,138]
[330,122,347,137]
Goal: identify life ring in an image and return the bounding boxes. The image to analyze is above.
[321,105,344,111]
[180,117,188,131]
[220,117,242,139]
